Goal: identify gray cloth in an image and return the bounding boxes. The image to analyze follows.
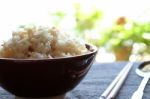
[0,62,149,99]
[66,62,149,99]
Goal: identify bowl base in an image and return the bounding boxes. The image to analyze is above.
[15,94,65,99]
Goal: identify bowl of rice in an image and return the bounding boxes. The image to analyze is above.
[0,25,97,98]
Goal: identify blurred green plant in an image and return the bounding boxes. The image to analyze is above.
[48,4,150,60]
[73,3,103,46]
[74,4,102,32]
[48,3,103,47]
[49,11,66,27]
[99,16,150,60]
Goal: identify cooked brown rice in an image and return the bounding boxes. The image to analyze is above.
[0,25,88,59]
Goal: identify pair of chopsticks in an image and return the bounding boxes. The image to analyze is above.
[99,62,133,99]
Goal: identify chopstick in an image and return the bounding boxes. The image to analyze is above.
[99,62,133,99]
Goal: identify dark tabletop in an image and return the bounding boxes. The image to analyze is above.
[0,62,149,99]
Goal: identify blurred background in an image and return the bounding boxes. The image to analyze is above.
[0,0,150,62]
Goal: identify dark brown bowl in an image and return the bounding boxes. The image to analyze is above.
[0,44,97,98]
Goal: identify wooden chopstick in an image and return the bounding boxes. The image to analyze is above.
[99,62,133,99]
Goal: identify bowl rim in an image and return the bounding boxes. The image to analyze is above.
[0,44,97,61]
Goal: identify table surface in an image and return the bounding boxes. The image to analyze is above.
[0,62,149,99]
